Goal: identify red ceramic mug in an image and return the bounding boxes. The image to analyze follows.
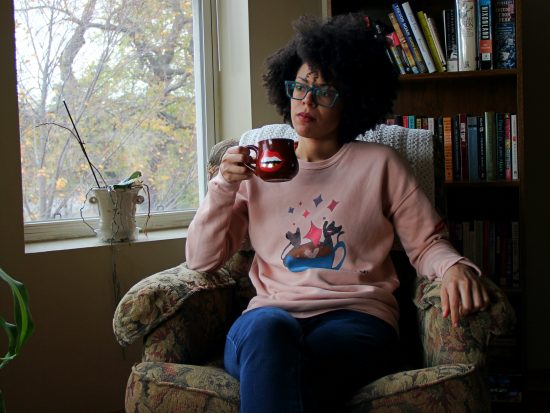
[244,138,299,182]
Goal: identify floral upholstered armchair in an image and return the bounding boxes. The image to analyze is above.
[113,125,516,413]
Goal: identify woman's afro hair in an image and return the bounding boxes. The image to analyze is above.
[263,13,399,143]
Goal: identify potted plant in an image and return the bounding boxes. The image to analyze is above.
[0,268,34,413]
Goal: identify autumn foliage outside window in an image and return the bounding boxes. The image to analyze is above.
[14,0,200,222]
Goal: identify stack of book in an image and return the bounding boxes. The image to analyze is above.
[387,112,519,183]
[383,0,516,74]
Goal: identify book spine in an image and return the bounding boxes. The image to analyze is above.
[459,113,469,181]
[387,32,408,74]
[467,115,479,181]
[443,116,454,182]
[477,115,487,180]
[402,2,437,73]
[511,221,520,290]
[494,0,516,69]
[443,9,459,72]
[452,115,462,181]
[418,11,445,72]
[477,0,493,69]
[484,111,496,181]
[392,3,428,73]
[427,15,447,71]
[455,0,477,71]
[511,113,519,180]
[504,113,512,180]
[388,12,419,74]
[495,112,506,179]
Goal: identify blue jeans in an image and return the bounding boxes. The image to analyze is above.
[224,307,398,413]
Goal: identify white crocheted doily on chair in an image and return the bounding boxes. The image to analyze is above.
[239,123,434,203]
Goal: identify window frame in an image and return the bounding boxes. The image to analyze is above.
[19,0,219,243]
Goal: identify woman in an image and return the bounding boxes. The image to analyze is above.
[186,13,489,413]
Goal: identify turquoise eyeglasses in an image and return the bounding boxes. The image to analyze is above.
[284,80,340,108]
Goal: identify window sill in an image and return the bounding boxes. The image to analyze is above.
[25,227,188,254]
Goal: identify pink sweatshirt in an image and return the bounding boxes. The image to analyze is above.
[186,140,477,331]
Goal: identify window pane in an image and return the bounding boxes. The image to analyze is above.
[15,0,200,222]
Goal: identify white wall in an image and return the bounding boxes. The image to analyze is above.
[0,1,322,412]
[218,0,323,140]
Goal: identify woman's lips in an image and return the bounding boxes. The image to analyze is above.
[297,112,314,122]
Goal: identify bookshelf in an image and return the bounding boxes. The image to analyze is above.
[327,0,524,408]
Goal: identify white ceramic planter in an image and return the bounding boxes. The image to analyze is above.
[89,187,144,242]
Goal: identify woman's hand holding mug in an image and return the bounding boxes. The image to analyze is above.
[220,138,299,184]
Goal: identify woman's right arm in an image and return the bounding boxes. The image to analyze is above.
[185,146,253,272]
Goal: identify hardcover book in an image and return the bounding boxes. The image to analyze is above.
[484,111,496,180]
[477,115,487,180]
[443,116,454,182]
[511,113,519,180]
[495,112,506,179]
[477,0,493,69]
[455,0,477,71]
[443,8,459,71]
[467,116,479,181]
[494,0,516,68]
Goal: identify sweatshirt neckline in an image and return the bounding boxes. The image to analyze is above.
[298,142,352,170]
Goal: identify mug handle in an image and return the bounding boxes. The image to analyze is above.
[243,145,258,172]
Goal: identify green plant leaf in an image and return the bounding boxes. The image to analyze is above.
[113,170,142,189]
[0,268,34,371]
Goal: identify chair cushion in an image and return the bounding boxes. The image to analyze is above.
[126,362,485,413]
[126,362,239,413]
[346,363,488,413]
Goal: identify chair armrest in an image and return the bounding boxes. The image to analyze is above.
[414,276,516,367]
[141,287,236,364]
[113,262,236,347]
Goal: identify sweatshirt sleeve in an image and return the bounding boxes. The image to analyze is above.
[185,173,249,272]
[386,152,480,280]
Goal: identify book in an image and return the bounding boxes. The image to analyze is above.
[477,0,493,69]
[455,0,477,71]
[494,0,516,69]
[391,3,428,73]
[504,113,512,180]
[452,115,462,181]
[484,111,497,181]
[495,112,506,179]
[401,2,437,73]
[511,221,519,289]
[443,116,454,182]
[442,9,459,72]
[477,115,487,180]
[417,11,446,72]
[386,32,408,74]
[458,113,469,181]
[388,12,420,74]
[511,113,519,180]
[427,15,447,71]
[467,115,479,181]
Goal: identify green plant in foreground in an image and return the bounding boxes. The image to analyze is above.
[0,268,34,413]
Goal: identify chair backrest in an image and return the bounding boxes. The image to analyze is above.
[238,123,435,204]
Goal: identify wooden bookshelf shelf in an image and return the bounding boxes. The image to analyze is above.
[444,180,520,189]
[400,69,518,82]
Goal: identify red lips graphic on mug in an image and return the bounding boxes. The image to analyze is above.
[244,138,299,182]
[259,149,283,172]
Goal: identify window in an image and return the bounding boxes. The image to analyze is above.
[14,0,216,241]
